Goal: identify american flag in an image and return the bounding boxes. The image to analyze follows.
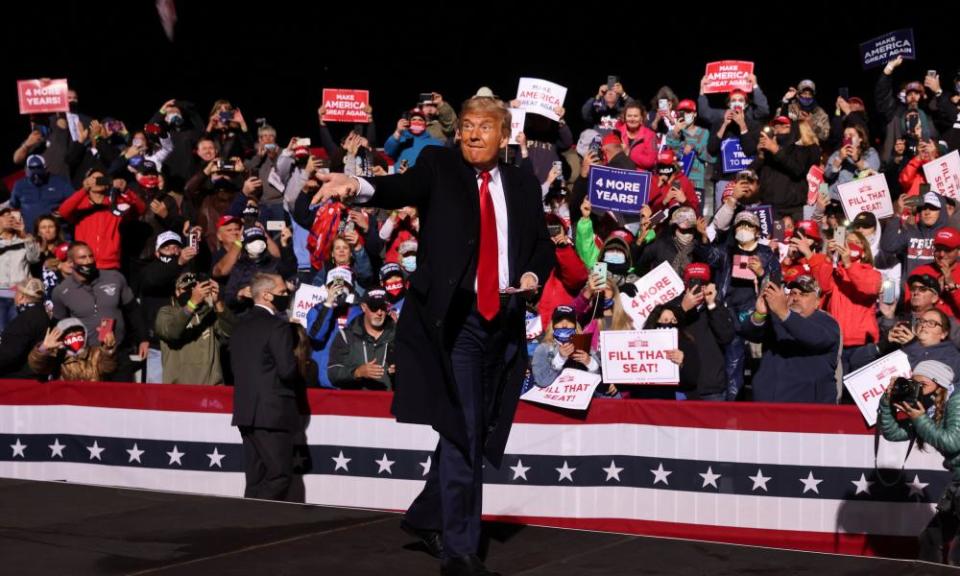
[0,380,947,557]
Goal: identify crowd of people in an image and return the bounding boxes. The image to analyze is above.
[0,58,959,406]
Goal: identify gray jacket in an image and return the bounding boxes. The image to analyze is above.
[327,314,396,390]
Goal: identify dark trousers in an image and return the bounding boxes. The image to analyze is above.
[405,303,506,559]
[239,426,294,501]
[920,480,960,564]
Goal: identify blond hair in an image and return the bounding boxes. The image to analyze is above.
[459,97,511,138]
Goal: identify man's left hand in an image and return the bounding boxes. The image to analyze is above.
[138,341,150,360]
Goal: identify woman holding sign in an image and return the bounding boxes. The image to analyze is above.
[630,303,700,399]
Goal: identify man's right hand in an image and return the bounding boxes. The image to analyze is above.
[316,172,360,204]
[884,55,903,76]
[354,360,385,380]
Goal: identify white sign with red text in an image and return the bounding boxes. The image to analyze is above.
[837,173,893,220]
[843,350,911,427]
[620,261,685,327]
[923,150,960,200]
[292,283,327,327]
[702,61,755,94]
[521,368,602,411]
[17,79,70,114]
[508,108,526,146]
[600,329,679,385]
[516,78,567,122]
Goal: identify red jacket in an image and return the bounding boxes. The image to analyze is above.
[902,262,960,319]
[614,122,657,170]
[782,253,832,287]
[538,244,589,329]
[648,174,699,215]
[59,188,146,270]
[810,258,881,347]
[899,156,929,198]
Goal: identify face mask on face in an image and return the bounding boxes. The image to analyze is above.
[553,327,575,343]
[138,175,160,189]
[730,100,746,111]
[158,255,175,264]
[797,96,816,110]
[848,247,862,261]
[401,256,417,272]
[270,292,291,313]
[409,119,426,135]
[603,251,626,265]
[684,113,695,125]
[675,229,694,245]
[603,297,615,310]
[165,113,183,127]
[63,330,85,353]
[655,322,676,329]
[177,291,193,307]
[735,229,756,245]
[75,263,99,281]
[554,203,570,219]
[245,240,267,259]
[68,101,79,113]
[384,279,406,301]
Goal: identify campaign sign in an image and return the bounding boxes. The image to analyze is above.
[843,351,912,427]
[860,29,916,69]
[600,329,679,385]
[292,284,327,327]
[17,79,70,114]
[321,89,370,123]
[745,205,775,239]
[521,368,602,411]
[588,165,650,215]
[702,61,755,94]
[836,173,894,220]
[619,261,685,327]
[720,138,754,174]
[508,108,526,146]
[515,78,567,121]
[922,150,960,200]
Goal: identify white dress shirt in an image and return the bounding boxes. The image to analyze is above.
[355,169,512,291]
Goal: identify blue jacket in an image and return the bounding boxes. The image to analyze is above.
[305,302,362,388]
[696,237,782,313]
[383,131,444,168]
[9,175,75,229]
[742,309,841,403]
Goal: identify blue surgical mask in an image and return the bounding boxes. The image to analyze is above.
[797,96,816,111]
[553,327,575,343]
[603,297,614,310]
[401,255,417,273]
[603,251,626,265]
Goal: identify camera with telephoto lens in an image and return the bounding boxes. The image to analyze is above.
[890,377,934,411]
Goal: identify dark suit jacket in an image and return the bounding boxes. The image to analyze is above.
[230,306,300,431]
[0,305,50,378]
[366,146,555,466]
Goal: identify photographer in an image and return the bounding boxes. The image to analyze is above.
[879,360,959,564]
[155,272,234,385]
[882,308,960,388]
[28,318,117,382]
[876,56,938,164]
[306,267,363,388]
[58,168,146,271]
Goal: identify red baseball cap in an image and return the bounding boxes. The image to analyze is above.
[601,133,621,148]
[772,116,792,126]
[55,242,70,262]
[657,148,676,166]
[935,227,960,250]
[217,215,241,229]
[676,99,696,112]
[684,263,711,283]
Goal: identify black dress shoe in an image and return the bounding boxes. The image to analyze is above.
[400,518,444,558]
[440,554,500,576]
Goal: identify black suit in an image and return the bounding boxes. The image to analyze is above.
[364,146,555,558]
[0,304,50,378]
[230,305,300,501]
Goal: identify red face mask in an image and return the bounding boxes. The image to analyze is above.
[848,247,862,261]
[138,175,160,189]
[409,119,426,135]
[384,279,406,300]
[63,330,86,353]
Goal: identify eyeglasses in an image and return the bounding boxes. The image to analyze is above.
[917,318,944,329]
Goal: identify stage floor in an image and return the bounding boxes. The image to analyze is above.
[0,478,955,575]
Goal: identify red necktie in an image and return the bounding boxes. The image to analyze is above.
[477,171,499,321]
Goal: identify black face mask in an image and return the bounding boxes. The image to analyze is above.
[177,292,193,307]
[68,101,79,113]
[158,255,175,264]
[271,293,291,313]
[775,133,791,146]
[75,264,99,281]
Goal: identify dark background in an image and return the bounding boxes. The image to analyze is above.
[2,1,958,176]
